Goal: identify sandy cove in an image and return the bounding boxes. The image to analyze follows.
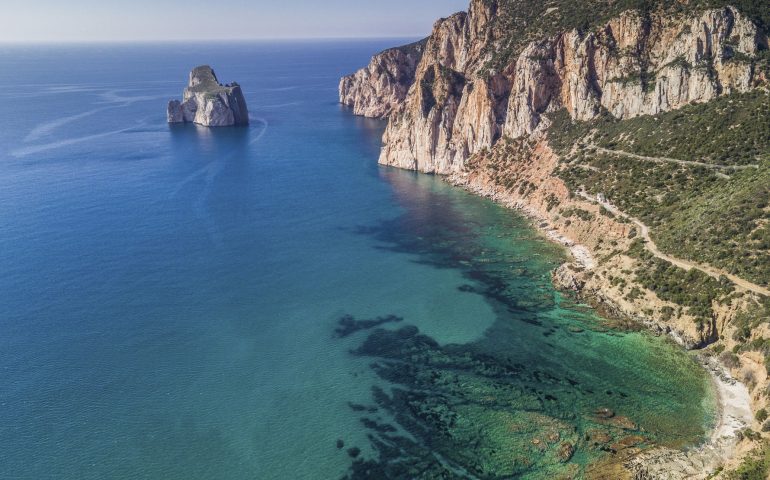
[622,357,753,479]
[448,170,755,478]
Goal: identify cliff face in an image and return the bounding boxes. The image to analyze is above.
[168,65,249,127]
[504,7,764,135]
[339,40,427,118]
[341,1,768,174]
[377,6,506,173]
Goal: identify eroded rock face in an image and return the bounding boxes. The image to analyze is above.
[340,1,768,174]
[376,10,505,173]
[167,65,249,127]
[339,40,427,118]
[545,7,763,123]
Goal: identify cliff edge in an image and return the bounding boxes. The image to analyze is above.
[339,39,427,119]
[168,65,249,127]
[340,3,766,174]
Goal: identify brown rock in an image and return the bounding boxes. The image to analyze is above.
[595,408,615,419]
[557,442,575,462]
[608,416,637,431]
[610,435,647,452]
[587,429,612,445]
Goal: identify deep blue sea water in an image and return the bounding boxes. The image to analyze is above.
[0,42,715,479]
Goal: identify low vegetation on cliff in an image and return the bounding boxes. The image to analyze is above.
[549,90,770,289]
[482,0,770,74]
[549,90,770,166]
[727,440,770,479]
[627,239,735,325]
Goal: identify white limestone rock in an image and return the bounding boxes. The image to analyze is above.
[340,0,767,174]
[167,65,249,127]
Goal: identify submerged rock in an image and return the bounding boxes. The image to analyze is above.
[167,65,249,127]
[586,429,612,446]
[595,408,615,419]
[347,447,361,458]
[557,442,575,462]
[334,314,403,338]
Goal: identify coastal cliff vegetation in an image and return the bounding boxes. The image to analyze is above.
[481,0,769,74]
[549,90,770,288]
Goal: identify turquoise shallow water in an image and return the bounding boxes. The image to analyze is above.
[0,42,714,479]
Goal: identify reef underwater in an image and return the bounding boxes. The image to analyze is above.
[333,171,714,479]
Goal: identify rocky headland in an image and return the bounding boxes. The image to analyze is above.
[168,65,249,127]
[341,0,770,477]
[339,39,427,118]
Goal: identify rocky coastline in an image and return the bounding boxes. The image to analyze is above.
[339,0,770,476]
[448,163,754,479]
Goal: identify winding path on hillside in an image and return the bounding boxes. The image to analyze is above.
[590,145,760,174]
[576,191,770,298]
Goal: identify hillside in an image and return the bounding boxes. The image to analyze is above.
[549,90,770,288]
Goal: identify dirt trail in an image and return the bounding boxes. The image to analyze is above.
[591,145,759,174]
[577,191,770,297]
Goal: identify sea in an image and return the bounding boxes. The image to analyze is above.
[0,41,715,479]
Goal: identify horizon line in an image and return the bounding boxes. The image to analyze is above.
[0,35,427,46]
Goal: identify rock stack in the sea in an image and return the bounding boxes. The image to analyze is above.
[167,65,249,127]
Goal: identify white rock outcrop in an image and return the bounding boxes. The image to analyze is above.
[168,65,249,127]
[339,40,426,119]
[341,1,768,174]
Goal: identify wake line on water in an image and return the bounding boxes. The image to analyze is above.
[0,86,171,101]
[249,117,269,145]
[262,86,297,92]
[170,119,269,199]
[194,161,226,249]
[0,86,103,98]
[23,88,174,143]
[171,119,269,247]
[169,163,217,200]
[12,126,139,157]
[97,90,170,105]
[253,102,301,109]
[24,107,113,143]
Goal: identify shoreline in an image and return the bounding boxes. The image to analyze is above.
[447,171,755,477]
[704,358,752,445]
[624,357,753,478]
[701,356,753,459]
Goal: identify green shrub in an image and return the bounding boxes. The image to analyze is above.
[728,440,770,480]
[756,408,768,423]
[550,91,770,288]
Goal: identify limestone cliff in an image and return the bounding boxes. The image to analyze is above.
[341,1,768,174]
[168,65,249,127]
[339,39,427,118]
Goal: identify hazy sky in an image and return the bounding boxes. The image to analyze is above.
[0,0,470,43]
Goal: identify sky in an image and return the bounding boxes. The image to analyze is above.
[0,0,470,43]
